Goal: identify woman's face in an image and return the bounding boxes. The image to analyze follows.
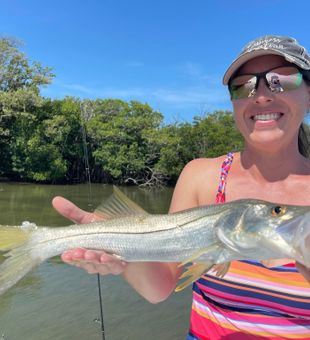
[232,55,310,151]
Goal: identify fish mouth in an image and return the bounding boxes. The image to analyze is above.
[276,212,310,267]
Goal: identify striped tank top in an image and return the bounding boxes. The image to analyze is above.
[187,153,310,339]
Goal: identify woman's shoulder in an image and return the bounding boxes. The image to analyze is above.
[172,154,235,208]
[182,153,234,176]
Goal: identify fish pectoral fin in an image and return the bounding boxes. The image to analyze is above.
[95,186,148,219]
[178,244,220,267]
[209,262,231,278]
[175,262,214,292]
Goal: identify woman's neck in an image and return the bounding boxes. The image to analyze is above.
[239,145,310,182]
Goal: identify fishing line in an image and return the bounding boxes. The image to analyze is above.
[80,104,106,340]
[81,121,93,208]
[96,274,106,340]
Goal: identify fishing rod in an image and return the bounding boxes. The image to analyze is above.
[80,104,106,340]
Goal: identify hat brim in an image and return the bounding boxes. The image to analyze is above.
[222,50,289,85]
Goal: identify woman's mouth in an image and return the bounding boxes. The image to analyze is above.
[251,112,283,121]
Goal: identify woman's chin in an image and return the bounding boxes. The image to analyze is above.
[246,130,287,150]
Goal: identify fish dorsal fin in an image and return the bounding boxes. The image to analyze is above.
[94,186,148,219]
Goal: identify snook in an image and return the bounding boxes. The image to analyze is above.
[0,187,310,295]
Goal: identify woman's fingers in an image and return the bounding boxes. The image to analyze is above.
[61,248,127,275]
[53,198,119,275]
[52,196,94,224]
[52,196,105,224]
[62,248,88,261]
[52,197,120,275]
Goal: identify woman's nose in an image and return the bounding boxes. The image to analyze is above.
[253,79,275,104]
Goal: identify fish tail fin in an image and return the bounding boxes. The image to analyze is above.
[0,225,31,251]
[0,225,40,295]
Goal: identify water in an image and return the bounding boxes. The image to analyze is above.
[0,183,192,340]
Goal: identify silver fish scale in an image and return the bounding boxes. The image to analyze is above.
[29,209,224,262]
[2,196,310,297]
[14,199,310,265]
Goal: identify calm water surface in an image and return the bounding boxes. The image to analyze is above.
[0,183,192,340]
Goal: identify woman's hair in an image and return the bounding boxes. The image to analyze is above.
[299,74,310,158]
[298,123,310,158]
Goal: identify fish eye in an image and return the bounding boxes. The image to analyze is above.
[271,205,287,217]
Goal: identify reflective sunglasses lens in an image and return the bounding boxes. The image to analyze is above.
[266,67,303,93]
[229,75,257,100]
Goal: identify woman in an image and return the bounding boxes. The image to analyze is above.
[53,35,310,339]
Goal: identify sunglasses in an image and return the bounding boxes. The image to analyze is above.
[228,66,305,100]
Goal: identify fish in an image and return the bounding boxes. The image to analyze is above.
[0,186,310,295]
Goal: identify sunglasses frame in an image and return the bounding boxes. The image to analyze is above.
[228,65,307,100]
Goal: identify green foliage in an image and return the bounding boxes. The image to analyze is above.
[155,111,244,181]
[26,97,85,182]
[25,135,68,182]
[192,111,244,158]
[0,37,54,92]
[0,87,43,177]
[86,99,163,183]
[0,93,84,182]
[0,87,245,185]
[155,123,193,181]
[0,36,248,185]
[0,36,54,178]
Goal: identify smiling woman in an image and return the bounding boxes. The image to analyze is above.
[230,54,310,154]
[53,35,310,340]
[225,36,310,160]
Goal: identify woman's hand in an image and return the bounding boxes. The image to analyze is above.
[52,196,127,275]
[52,196,181,303]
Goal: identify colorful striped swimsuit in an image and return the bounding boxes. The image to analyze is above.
[187,153,310,339]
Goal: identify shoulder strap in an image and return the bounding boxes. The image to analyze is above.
[215,152,234,204]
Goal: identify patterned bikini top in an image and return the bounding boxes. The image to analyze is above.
[215,151,234,204]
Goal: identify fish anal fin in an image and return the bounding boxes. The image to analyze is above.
[94,186,148,219]
[175,262,214,292]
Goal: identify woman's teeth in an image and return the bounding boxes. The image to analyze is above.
[252,113,282,121]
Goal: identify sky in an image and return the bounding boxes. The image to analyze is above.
[1,0,310,123]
